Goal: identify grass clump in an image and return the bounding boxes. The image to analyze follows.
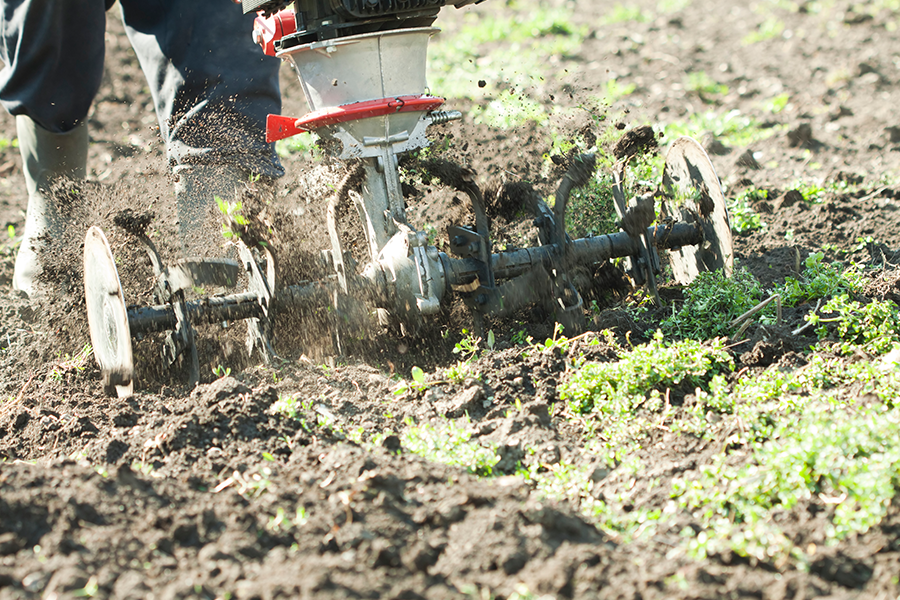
[560,331,733,416]
[565,170,618,237]
[402,420,499,476]
[664,109,784,149]
[807,295,900,355]
[662,268,765,339]
[728,189,768,234]
[775,252,865,307]
[674,400,900,563]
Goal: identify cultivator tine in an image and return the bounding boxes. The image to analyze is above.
[613,163,662,306]
[550,155,597,333]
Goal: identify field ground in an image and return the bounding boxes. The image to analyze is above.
[2,0,900,598]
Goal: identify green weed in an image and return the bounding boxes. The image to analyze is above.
[394,365,434,395]
[275,131,320,159]
[686,71,729,103]
[662,268,765,339]
[600,3,650,24]
[50,344,93,382]
[216,196,248,240]
[674,401,900,563]
[561,331,733,415]
[664,110,783,148]
[402,419,499,476]
[742,17,786,44]
[775,252,865,307]
[471,92,549,129]
[728,189,768,234]
[762,93,790,114]
[807,295,900,354]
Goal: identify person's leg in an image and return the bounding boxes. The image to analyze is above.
[0,0,106,295]
[118,0,283,258]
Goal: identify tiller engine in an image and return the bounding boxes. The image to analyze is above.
[83,0,733,396]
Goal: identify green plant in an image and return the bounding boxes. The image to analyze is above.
[806,295,900,354]
[561,331,733,415]
[601,3,650,24]
[50,344,93,381]
[443,328,490,381]
[72,576,99,598]
[742,17,785,45]
[562,169,618,237]
[762,93,790,114]
[602,78,637,104]
[728,189,767,234]
[271,394,314,423]
[212,364,231,379]
[394,365,433,395]
[511,329,532,346]
[791,179,826,203]
[471,91,549,129]
[454,330,482,360]
[402,419,499,476]
[275,131,320,158]
[131,460,155,476]
[685,71,729,103]
[216,196,248,240]
[662,268,765,339]
[664,110,783,148]
[674,401,900,563]
[775,252,865,307]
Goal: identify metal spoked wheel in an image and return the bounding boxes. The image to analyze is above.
[83,226,134,398]
[662,137,734,284]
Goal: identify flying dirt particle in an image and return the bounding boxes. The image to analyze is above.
[113,208,154,236]
[787,122,813,148]
[734,149,761,170]
[478,80,486,88]
[612,124,658,161]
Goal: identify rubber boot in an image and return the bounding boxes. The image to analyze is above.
[13,116,89,297]
[173,164,251,259]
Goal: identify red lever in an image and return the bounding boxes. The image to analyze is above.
[266,95,446,143]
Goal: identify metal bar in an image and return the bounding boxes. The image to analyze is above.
[129,292,264,336]
[128,222,702,335]
[445,222,702,285]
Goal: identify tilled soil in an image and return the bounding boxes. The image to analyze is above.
[2,1,900,598]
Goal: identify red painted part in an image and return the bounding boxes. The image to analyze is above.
[266,95,446,143]
[253,9,297,57]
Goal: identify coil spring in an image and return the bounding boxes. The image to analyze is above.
[429,110,463,125]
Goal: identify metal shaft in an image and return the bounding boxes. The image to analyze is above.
[126,221,702,335]
[443,221,701,286]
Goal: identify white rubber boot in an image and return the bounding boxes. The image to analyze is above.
[173,164,250,259]
[13,116,89,297]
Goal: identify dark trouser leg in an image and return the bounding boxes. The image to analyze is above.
[0,0,104,295]
[119,0,284,257]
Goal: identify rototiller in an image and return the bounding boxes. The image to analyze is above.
[83,0,733,396]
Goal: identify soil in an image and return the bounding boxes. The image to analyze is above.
[2,1,900,599]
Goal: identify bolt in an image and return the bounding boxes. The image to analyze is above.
[452,235,467,247]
